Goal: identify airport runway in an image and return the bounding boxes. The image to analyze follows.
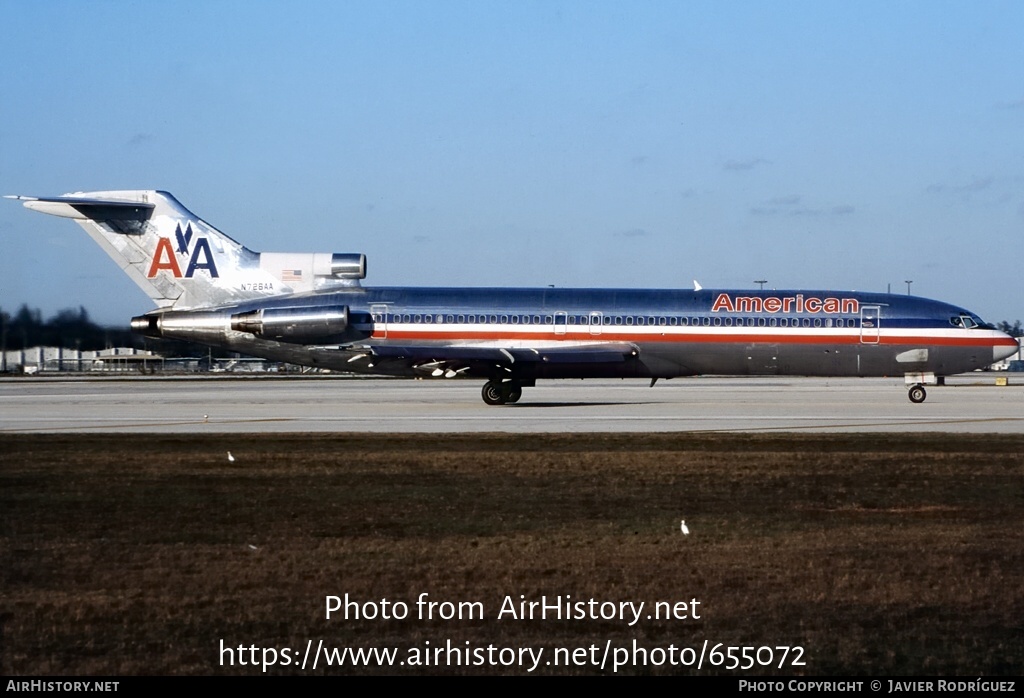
[1,374,1021,433]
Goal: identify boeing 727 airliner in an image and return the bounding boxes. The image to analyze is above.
[8,190,1018,404]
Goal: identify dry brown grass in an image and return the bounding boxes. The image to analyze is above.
[1,433,1022,675]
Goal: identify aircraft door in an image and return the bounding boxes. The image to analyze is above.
[860,306,880,344]
[746,343,779,375]
[370,303,389,339]
[554,311,567,336]
[589,312,603,336]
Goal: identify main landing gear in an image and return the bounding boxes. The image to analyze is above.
[908,384,927,404]
[481,380,523,406]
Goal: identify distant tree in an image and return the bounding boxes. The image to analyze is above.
[997,320,1023,338]
[0,304,235,358]
[13,304,42,327]
[0,308,8,353]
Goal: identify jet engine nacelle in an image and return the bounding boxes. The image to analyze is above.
[323,253,366,279]
[259,252,366,286]
[229,305,350,343]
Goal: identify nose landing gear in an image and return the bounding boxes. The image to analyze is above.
[908,384,927,403]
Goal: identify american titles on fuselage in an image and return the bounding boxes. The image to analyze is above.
[711,293,858,315]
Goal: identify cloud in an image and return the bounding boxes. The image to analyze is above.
[995,98,1024,110]
[630,155,648,167]
[926,177,994,194]
[126,133,154,147]
[723,157,770,172]
[616,228,650,238]
[749,197,855,217]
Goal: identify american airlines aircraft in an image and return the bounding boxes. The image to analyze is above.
[9,190,1018,404]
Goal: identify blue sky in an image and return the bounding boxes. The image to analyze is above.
[1,1,1022,325]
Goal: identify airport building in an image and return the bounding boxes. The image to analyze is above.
[0,346,292,374]
[0,346,184,373]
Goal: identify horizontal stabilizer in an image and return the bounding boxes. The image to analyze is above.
[7,194,154,223]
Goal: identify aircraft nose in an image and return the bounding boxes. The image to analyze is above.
[993,332,1020,364]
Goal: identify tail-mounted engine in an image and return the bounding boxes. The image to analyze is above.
[230,305,350,343]
[259,252,366,290]
[131,304,351,345]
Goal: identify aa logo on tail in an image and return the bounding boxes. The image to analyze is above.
[146,223,220,278]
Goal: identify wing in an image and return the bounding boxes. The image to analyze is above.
[359,342,640,378]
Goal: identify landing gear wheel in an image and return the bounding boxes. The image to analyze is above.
[908,384,927,404]
[506,385,523,404]
[481,381,507,406]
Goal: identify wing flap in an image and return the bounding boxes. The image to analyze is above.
[368,343,638,364]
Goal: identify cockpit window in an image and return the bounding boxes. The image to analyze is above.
[951,314,981,329]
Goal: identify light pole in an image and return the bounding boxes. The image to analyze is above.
[904,280,913,295]
[754,279,767,290]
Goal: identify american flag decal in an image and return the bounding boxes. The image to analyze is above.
[282,269,303,282]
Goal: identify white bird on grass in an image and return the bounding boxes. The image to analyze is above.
[680,520,689,535]
[227,451,235,462]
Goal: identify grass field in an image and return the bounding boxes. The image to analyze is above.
[2,433,1022,675]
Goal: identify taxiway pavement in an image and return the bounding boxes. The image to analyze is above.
[1,375,1021,433]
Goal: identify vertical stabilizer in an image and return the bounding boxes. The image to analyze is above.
[10,190,281,309]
